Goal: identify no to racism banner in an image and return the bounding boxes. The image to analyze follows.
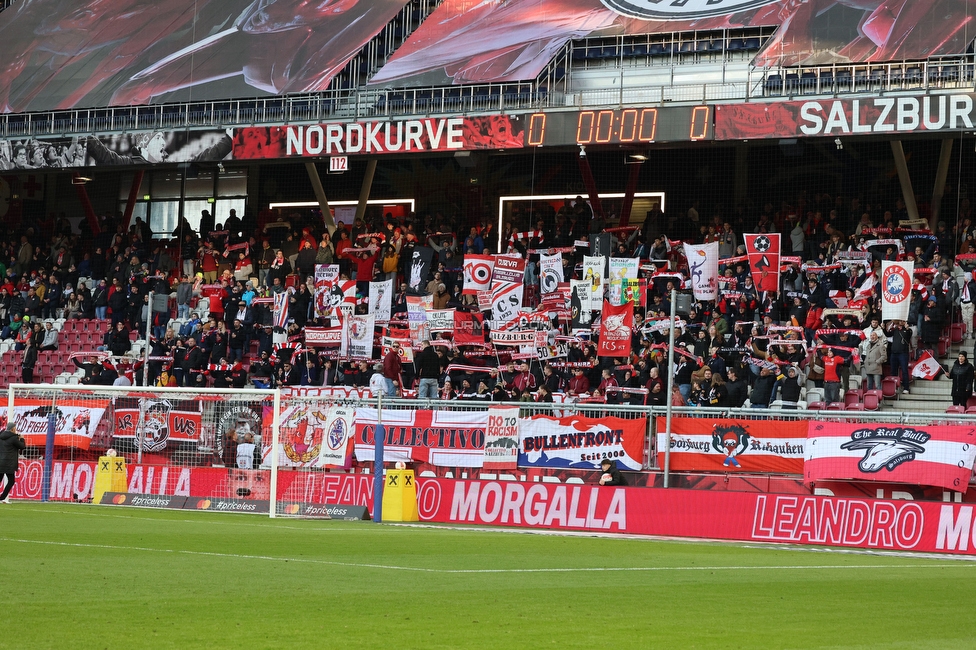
[656,417,805,474]
[881,261,913,322]
[518,415,646,471]
[483,407,520,470]
[682,241,719,301]
[805,422,976,492]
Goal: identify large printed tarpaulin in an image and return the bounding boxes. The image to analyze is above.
[353,408,488,467]
[0,0,411,113]
[597,300,633,357]
[655,417,805,474]
[114,402,203,452]
[415,478,976,556]
[463,254,495,295]
[805,422,976,492]
[518,414,645,470]
[265,403,354,469]
[368,0,971,87]
[11,399,109,450]
[715,94,976,141]
[483,407,521,470]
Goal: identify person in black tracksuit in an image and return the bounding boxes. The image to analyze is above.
[0,426,26,502]
[599,459,627,486]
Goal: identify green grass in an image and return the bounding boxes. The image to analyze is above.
[1,504,974,649]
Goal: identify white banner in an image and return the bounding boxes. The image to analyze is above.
[881,261,913,322]
[463,254,494,295]
[570,279,592,330]
[318,406,355,467]
[428,309,456,332]
[608,257,639,281]
[368,279,393,324]
[269,403,355,468]
[483,407,520,469]
[539,253,564,294]
[342,314,375,359]
[490,330,537,346]
[582,256,606,311]
[682,241,719,301]
[313,264,340,319]
[492,280,524,326]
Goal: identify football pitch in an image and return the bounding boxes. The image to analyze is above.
[1,504,974,649]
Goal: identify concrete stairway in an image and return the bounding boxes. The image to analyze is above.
[885,339,971,414]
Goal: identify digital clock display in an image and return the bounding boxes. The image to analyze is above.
[525,106,712,147]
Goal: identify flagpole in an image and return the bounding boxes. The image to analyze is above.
[663,288,677,489]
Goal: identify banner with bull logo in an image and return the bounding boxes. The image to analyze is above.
[804,421,976,492]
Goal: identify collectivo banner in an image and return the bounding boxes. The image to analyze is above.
[805,422,976,492]
[10,399,109,450]
[655,417,805,474]
[414,478,976,556]
[114,402,203,452]
[233,115,525,159]
[518,415,645,470]
[714,94,976,141]
[354,408,488,467]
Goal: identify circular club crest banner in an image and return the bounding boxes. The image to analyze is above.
[599,0,779,20]
[881,261,913,321]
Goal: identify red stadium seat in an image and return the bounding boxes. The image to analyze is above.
[946,405,965,414]
[827,402,846,410]
[845,403,865,411]
[938,337,950,358]
[881,377,899,398]
[844,389,863,406]
[966,407,976,415]
[862,392,881,411]
[966,395,976,409]
[806,401,825,410]
[951,323,964,343]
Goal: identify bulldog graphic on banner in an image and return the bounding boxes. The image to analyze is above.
[744,233,780,292]
[682,241,719,301]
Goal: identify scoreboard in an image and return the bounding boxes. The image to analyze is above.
[525,106,713,146]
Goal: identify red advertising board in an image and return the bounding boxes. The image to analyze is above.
[805,422,976,493]
[714,94,976,141]
[656,417,805,474]
[414,478,976,556]
[232,116,525,159]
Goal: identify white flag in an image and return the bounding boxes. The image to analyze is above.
[539,253,564,294]
[881,261,913,322]
[682,241,719,301]
[369,279,393,324]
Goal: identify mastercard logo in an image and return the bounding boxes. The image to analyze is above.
[196,500,212,510]
[284,504,300,515]
[112,494,127,504]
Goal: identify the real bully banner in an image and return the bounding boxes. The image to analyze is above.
[518,414,645,471]
[656,417,805,474]
[804,421,976,492]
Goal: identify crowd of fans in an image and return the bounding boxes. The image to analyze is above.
[1,191,972,410]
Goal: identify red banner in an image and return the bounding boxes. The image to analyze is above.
[7,399,110,450]
[414,478,976,555]
[656,417,805,474]
[597,301,633,357]
[743,233,780,292]
[233,115,524,159]
[805,422,976,492]
[715,95,976,141]
[114,406,203,450]
[453,311,485,346]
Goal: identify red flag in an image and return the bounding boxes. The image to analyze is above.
[744,233,780,292]
[598,301,633,358]
[910,349,944,380]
